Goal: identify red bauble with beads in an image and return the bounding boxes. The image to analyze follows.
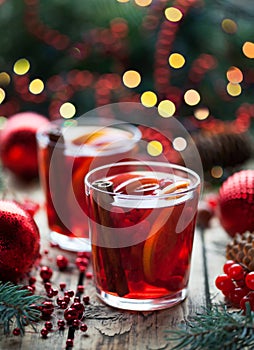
[0,200,40,282]
[217,170,254,237]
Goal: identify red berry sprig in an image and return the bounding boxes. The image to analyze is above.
[215,260,254,312]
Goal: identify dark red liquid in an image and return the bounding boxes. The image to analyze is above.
[88,171,199,299]
[37,127,137,240]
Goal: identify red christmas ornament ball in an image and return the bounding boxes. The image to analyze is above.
[0,200,40,282]
[217,170,254,237]
[0,112,49,180]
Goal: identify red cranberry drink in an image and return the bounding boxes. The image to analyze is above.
[37,120,141,252]
[85,161,200,311]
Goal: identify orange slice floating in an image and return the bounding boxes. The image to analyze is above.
[114,176,159,195]
[159,180,190,199]
[142,206,176,284]
[72,129,109,146]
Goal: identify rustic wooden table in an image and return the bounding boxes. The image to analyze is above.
[0,176,229,350]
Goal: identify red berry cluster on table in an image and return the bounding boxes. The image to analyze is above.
[19,252,92,348]
[215,232,254,312]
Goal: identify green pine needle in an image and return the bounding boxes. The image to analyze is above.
[167,304,254,350]
[0,281,43,335]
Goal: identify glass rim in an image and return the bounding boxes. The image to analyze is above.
[85,160,201,200]
[36,118,142,152]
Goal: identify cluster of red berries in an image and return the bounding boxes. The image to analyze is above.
[13,251,92,349]
[215,260,254,311]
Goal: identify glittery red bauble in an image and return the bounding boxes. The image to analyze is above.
[0,112,49,180]
[0,200,40,282]
[217,170,254,237]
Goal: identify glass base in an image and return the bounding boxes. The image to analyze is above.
[50,231,91,252]
[97,288,188,311]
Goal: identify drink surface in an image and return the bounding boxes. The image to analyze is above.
[88,170,199,300]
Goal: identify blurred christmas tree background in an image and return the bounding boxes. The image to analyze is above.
[0,0,253,181]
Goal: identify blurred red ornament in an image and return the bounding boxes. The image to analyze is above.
[0,200,40,282]
[217,170,254,237]
[0,111,49,180]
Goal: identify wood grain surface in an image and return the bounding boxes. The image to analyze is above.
[0,176,229,350]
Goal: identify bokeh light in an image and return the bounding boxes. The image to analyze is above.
[211,166,223,179]
[172,137,187,151]
[0,88,6,104]
[13,58,30,75]
[147,140,163,156]
[60,102,76,119]
[165,7,183,22]
[141,91,157,107]
[169,53,185,69]
[184,89,201,106]
[135,0,152,6]
[221,19,237,34]
[122,70,141,88]
[226,66,243,83]
[242,41,254,59]
[227,82,241,96]
[194,107,210,120]
[0,72,11,86]
[158,100,176,117]
[29,79,44,94]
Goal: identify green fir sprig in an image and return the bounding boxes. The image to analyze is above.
[167,304,254,350]
[0,281,43,335]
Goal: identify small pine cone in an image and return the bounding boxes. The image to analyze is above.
[194,131,253,172]
[226,232,254,271]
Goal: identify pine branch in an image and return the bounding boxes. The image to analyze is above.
[0,281,43,335]
[167,304,254,350]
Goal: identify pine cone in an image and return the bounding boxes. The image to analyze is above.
[194,132,253,172]
[226,232,254,271]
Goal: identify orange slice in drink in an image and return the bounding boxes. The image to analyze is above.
[159,180,190,198]
[72,129,110,147]
[113,175,159,195]
[142,207,176,284]
[142,181,190,285]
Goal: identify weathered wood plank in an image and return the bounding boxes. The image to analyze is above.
[0,179,210,350]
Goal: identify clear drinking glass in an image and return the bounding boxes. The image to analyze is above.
[85,161,201,311]
[36,118,141,252]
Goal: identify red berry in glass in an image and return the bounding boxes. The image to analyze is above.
[86,166,199,302]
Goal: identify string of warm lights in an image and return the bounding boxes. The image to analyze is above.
[0,0,253,152]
